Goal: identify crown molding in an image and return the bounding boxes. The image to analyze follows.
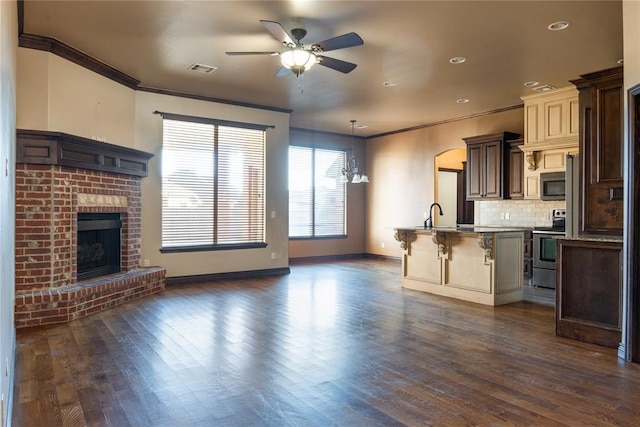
[18,33,141,89]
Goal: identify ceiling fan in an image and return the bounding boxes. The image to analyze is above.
[226,20,364,77]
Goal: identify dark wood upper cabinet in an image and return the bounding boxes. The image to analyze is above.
[463,132,520,200]
[571,66,624,235]
[508,138,525,199]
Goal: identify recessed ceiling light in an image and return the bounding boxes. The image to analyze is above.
[548,21,570,31]
[383,81,397,87]
[449,56,467,64]
[456,98,470,104]
[188,63,218,74]
[617,59,624,65]
[524,81,539,87]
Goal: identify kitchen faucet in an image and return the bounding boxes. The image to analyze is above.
[424,202,444,229]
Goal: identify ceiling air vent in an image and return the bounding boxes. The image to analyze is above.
[532,84,557,93]
[188,63,218,74]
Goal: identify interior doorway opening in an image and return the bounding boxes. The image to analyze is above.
[434,148,474,226]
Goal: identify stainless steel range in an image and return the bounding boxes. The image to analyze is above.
[532,209,566,289]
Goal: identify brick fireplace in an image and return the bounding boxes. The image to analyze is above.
[14,130,166,328]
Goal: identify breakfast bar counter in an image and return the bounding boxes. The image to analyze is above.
[393,227,525,306]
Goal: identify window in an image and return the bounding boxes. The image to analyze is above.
[161,114,266,251]
[289,146,347,238]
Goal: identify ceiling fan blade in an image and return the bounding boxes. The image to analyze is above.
[226,51,279,56]
[317,56,358,74]
[312,32,364,52]
[275,67,292,77]
[260,20,294,46]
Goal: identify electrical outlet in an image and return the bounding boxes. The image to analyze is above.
[270,211,275,218]
[500,213,505,220]
[143,259,150,267]
[271,252,276,259]
[381,242,385,248]
[505,212,510,220]
[423,211,428,219]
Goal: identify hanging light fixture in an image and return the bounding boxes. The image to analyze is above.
[280,47,317,77]
[339,120,369,184]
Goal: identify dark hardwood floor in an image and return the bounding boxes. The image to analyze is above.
[13,258,640,426]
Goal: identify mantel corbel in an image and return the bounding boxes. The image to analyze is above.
[477,233,494,260]
[526,151,538,171]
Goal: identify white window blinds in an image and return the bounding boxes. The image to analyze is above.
[289,146,346,238]
[161,116,266,250]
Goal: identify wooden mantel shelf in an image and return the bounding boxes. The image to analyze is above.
[16,129,154,177]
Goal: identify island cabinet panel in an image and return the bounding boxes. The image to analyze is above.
[571,66,624,235]
[556,238,622,348]
[403,234,441,284]
[494,234,524,294]
[463,131,520,200]
[395,228,524,306]
[444,234,491,293]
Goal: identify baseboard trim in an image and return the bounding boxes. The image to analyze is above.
[289,253,365,264]
[166,255,400,285]
[289,253,401,263]
[166,267,291,285]
[363,253,402,262]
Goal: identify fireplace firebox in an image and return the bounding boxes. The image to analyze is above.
[77,213,122,281]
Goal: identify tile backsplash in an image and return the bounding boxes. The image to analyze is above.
[476,199,566,228]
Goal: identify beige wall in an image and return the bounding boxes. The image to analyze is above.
[1,1,16,424]
[16,48,290,279]
[135,91,290,276]
[17,49,136,147]
[365,108,524,257]
[288,129,367,259]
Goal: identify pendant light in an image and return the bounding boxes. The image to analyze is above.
[339,120,369,184]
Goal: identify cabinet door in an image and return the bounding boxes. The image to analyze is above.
[483,140,503,199]
[544,99,568,140]
[509,144,524,199]
[575,67,623,235]
[466,143,484,200]
[524,102,542,143]
[556,239,622,348]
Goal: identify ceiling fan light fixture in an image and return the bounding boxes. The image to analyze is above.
[280,48,316,74]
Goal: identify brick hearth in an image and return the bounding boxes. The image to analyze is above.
[15,130,165,328]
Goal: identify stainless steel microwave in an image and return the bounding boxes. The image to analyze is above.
[540,172,566,200]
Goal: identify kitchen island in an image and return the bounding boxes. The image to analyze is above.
[393,226,525,306]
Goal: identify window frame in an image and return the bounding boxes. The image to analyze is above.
[158,112,270,253]
[288,144,348,240]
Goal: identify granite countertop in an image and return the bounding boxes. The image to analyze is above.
[393,225,526,233]
[556,234,623,243]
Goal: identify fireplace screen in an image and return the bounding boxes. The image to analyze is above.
[77,213,122,281]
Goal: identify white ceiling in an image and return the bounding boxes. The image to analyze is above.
[22,0,623,137]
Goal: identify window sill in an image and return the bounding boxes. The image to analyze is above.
[160,242,267,253]
[289,235,347,241]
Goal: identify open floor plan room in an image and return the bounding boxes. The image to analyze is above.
[12,259,640,426]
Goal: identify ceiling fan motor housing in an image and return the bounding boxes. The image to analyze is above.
[291,28,308,43]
